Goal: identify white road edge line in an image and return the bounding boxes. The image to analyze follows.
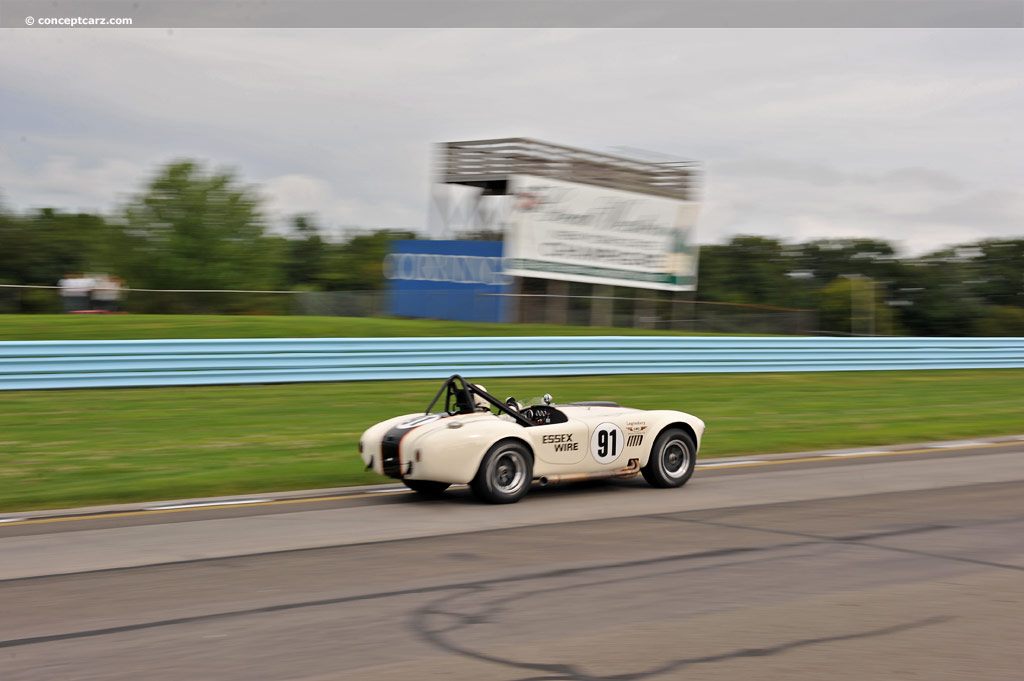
[9,441,1017,523]
[823,451,887,457]
[147,499,273,511]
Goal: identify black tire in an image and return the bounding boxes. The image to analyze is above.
[402,480,451,497]
[470,440,533,504]
[641,428,696,488]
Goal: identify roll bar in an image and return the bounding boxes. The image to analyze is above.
[425,375,534,428]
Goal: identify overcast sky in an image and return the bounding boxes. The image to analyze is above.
[1,29,1020,254]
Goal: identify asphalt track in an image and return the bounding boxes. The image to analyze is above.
[2,439,1023,680]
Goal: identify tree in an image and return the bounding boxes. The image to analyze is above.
[697,236,806,308]
[895,249,986,336]
[818,276,898,335]
[963,240,1024,309]
[276,214,327,289]
[316,230,417,291]
[0,206,114,312]
[973,306,1024,336]
[0,207,110,286]
[797,238,903,286]
[113,161,280,300]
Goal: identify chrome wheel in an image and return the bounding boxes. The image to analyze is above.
[661,437,691,479]
[471,440,533,504]
[641,428,696,489]
[491,448,528,495]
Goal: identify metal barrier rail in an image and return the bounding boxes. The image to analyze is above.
[1,336,1023,390]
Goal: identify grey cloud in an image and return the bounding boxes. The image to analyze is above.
[881,168,966,193]
[910,190,1023,228]
[717,158,967,192]
[0,29,1020,252]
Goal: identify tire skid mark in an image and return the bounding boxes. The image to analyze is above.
[0,542,819,649]
[652,515,1024,572]
[410,553,954,680]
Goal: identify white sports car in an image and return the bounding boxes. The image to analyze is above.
[359,375,705,503]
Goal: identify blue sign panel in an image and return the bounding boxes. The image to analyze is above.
[385,241,510,323]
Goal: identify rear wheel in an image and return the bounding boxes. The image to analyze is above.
[471,440,532,504]
[402,480,450,497]
[641,428,696,488]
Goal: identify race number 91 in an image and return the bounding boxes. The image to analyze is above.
[590,423,624,464]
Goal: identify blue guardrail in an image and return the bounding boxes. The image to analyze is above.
[1,336,1022,390]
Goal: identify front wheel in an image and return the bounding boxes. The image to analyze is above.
[641,428,696,488]
[403,480,450,497]
[471,440,533,504]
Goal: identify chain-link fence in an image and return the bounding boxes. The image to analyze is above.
[292,291,384,317]
[500,292,816,334]
[0,285,300,316]
[0,285,816,335]
[0,286,388,317]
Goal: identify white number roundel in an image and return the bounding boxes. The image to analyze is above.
[590,423,624,464]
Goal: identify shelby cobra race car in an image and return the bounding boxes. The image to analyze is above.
[359,375,705,504]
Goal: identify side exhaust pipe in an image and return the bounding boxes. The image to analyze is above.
[536,459,641,486]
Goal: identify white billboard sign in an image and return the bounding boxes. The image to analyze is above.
[504,174,699,291]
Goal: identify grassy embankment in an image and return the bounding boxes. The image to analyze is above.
[1,315,1021,511]
[0,314,708,340]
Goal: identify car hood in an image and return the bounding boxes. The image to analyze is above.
[552,405,642,418]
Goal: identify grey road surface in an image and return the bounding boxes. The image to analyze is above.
[1,444,1022,680]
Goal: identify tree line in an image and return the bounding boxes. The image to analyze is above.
[1,160,1021,334]
[696,235,1024,335]
[0,161,414,314]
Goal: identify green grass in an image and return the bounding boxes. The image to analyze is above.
[2,370,1022,511]
[0,314,716,341]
